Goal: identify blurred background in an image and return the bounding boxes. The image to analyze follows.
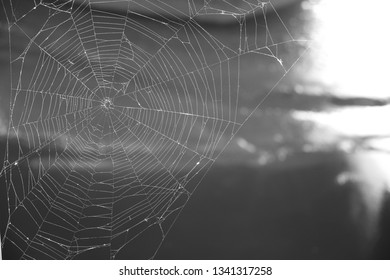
[0,0,390,259]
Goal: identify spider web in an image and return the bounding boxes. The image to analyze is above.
[0,0,306,259]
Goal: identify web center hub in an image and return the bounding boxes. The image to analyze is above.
[101,97,114,110]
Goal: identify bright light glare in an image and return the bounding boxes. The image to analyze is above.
[294,106,390,190]
[312,0,390,98]
[293,106,390,137]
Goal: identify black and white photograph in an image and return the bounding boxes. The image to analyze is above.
[0,0,389,273]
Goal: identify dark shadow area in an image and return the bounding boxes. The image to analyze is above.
[372,191,390,259]
[156,152,389,259]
